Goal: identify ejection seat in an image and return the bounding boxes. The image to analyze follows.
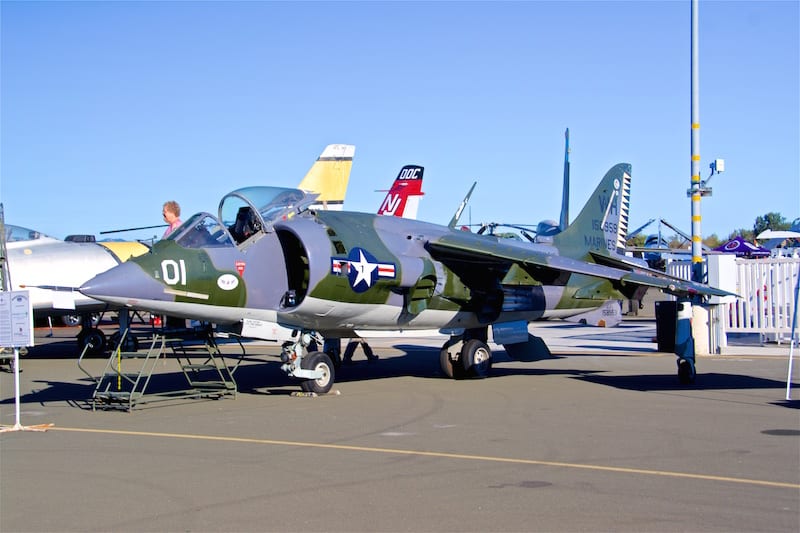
[230,206,261,244]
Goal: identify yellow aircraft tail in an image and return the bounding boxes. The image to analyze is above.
[297,144,356,210]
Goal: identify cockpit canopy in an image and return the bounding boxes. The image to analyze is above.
[219,187,316,244]
[4,224,54,243]
[165,186,318,248]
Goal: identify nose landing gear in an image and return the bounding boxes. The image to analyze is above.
[281,331,336,394]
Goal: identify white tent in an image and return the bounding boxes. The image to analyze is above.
[757,229,800,250]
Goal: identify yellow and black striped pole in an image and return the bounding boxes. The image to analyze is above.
[689,0,704,285]
[675,0,702,385]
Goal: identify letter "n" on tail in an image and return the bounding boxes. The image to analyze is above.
[377,165,425,219]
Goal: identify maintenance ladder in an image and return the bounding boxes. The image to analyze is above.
[79,327,244,411]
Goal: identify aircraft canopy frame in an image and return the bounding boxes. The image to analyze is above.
[218,187,317,240]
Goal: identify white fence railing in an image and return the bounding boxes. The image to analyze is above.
[726,257,799,335]
[667,256,800,340]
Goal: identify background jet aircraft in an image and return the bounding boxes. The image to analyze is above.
[297,144,355,211]
[1,223,150,349]
[81,162,729,394]
[376,165,425,219]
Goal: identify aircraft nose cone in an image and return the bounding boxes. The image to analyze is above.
[80,262,164,305]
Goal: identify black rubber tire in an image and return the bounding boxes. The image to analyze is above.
[63,313,101,327]
[61,315,81,327]
[299,351,335,394]
[678,359,696,385]
[440,341,466,380]
[78,328,106,355]
[461,339,492,378]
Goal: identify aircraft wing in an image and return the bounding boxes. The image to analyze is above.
[587,250,738,298]
[426,232,733,299]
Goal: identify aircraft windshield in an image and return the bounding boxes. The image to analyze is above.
[4,224,53,242]
[171,213,234,249]
[218,186,313,243]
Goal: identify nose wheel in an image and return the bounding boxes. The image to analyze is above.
[299,351,335,394]
[281,331,336,394]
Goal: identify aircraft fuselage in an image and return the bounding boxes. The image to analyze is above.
[82,205,614,338]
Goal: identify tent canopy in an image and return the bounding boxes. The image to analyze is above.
[713,236,770,257]
[756,229,800,250]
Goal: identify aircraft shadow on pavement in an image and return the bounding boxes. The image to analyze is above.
[568,344,659,354]
[575,372,794,392]
[770,400,800,410]
[1,372,243,410]
[1,379,96,409]
[18,339,84,360]
[2,344,616,408]
[17,344,792,408]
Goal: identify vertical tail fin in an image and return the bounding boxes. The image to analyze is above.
[559,128,570,231]
[552,163,632,258]
[297,144,356,210]
[448,181,476,228]
[377,165,425,218]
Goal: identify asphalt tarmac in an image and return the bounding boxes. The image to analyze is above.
[1,320,798,532]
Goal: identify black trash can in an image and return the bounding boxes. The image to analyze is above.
[655,300,677,353]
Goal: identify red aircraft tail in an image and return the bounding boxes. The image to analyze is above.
[377,165,424,218]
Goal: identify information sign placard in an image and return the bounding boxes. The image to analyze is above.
[0,290,34,348]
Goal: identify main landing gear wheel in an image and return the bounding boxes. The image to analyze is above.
[109,331,139,353]
[461,339,492,378]
[300,351,335,394]
[77,328,106,355]
[440,341,466,379]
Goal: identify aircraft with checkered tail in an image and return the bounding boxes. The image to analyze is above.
[80,161,731,393]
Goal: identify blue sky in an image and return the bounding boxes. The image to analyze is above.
[2,1,798,243]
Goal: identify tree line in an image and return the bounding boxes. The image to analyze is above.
[626,211,796,249]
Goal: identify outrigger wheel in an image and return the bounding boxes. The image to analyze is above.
[300,351,335,394]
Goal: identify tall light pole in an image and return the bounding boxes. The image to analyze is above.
[675,0,705,385]
[689,0,703,284]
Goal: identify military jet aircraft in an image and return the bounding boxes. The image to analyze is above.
[81,162,729,393]
[215,163,426,346]
[2,223,150,349]
[4,144,356,354]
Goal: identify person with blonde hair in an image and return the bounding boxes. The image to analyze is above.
[162,200,182,238]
